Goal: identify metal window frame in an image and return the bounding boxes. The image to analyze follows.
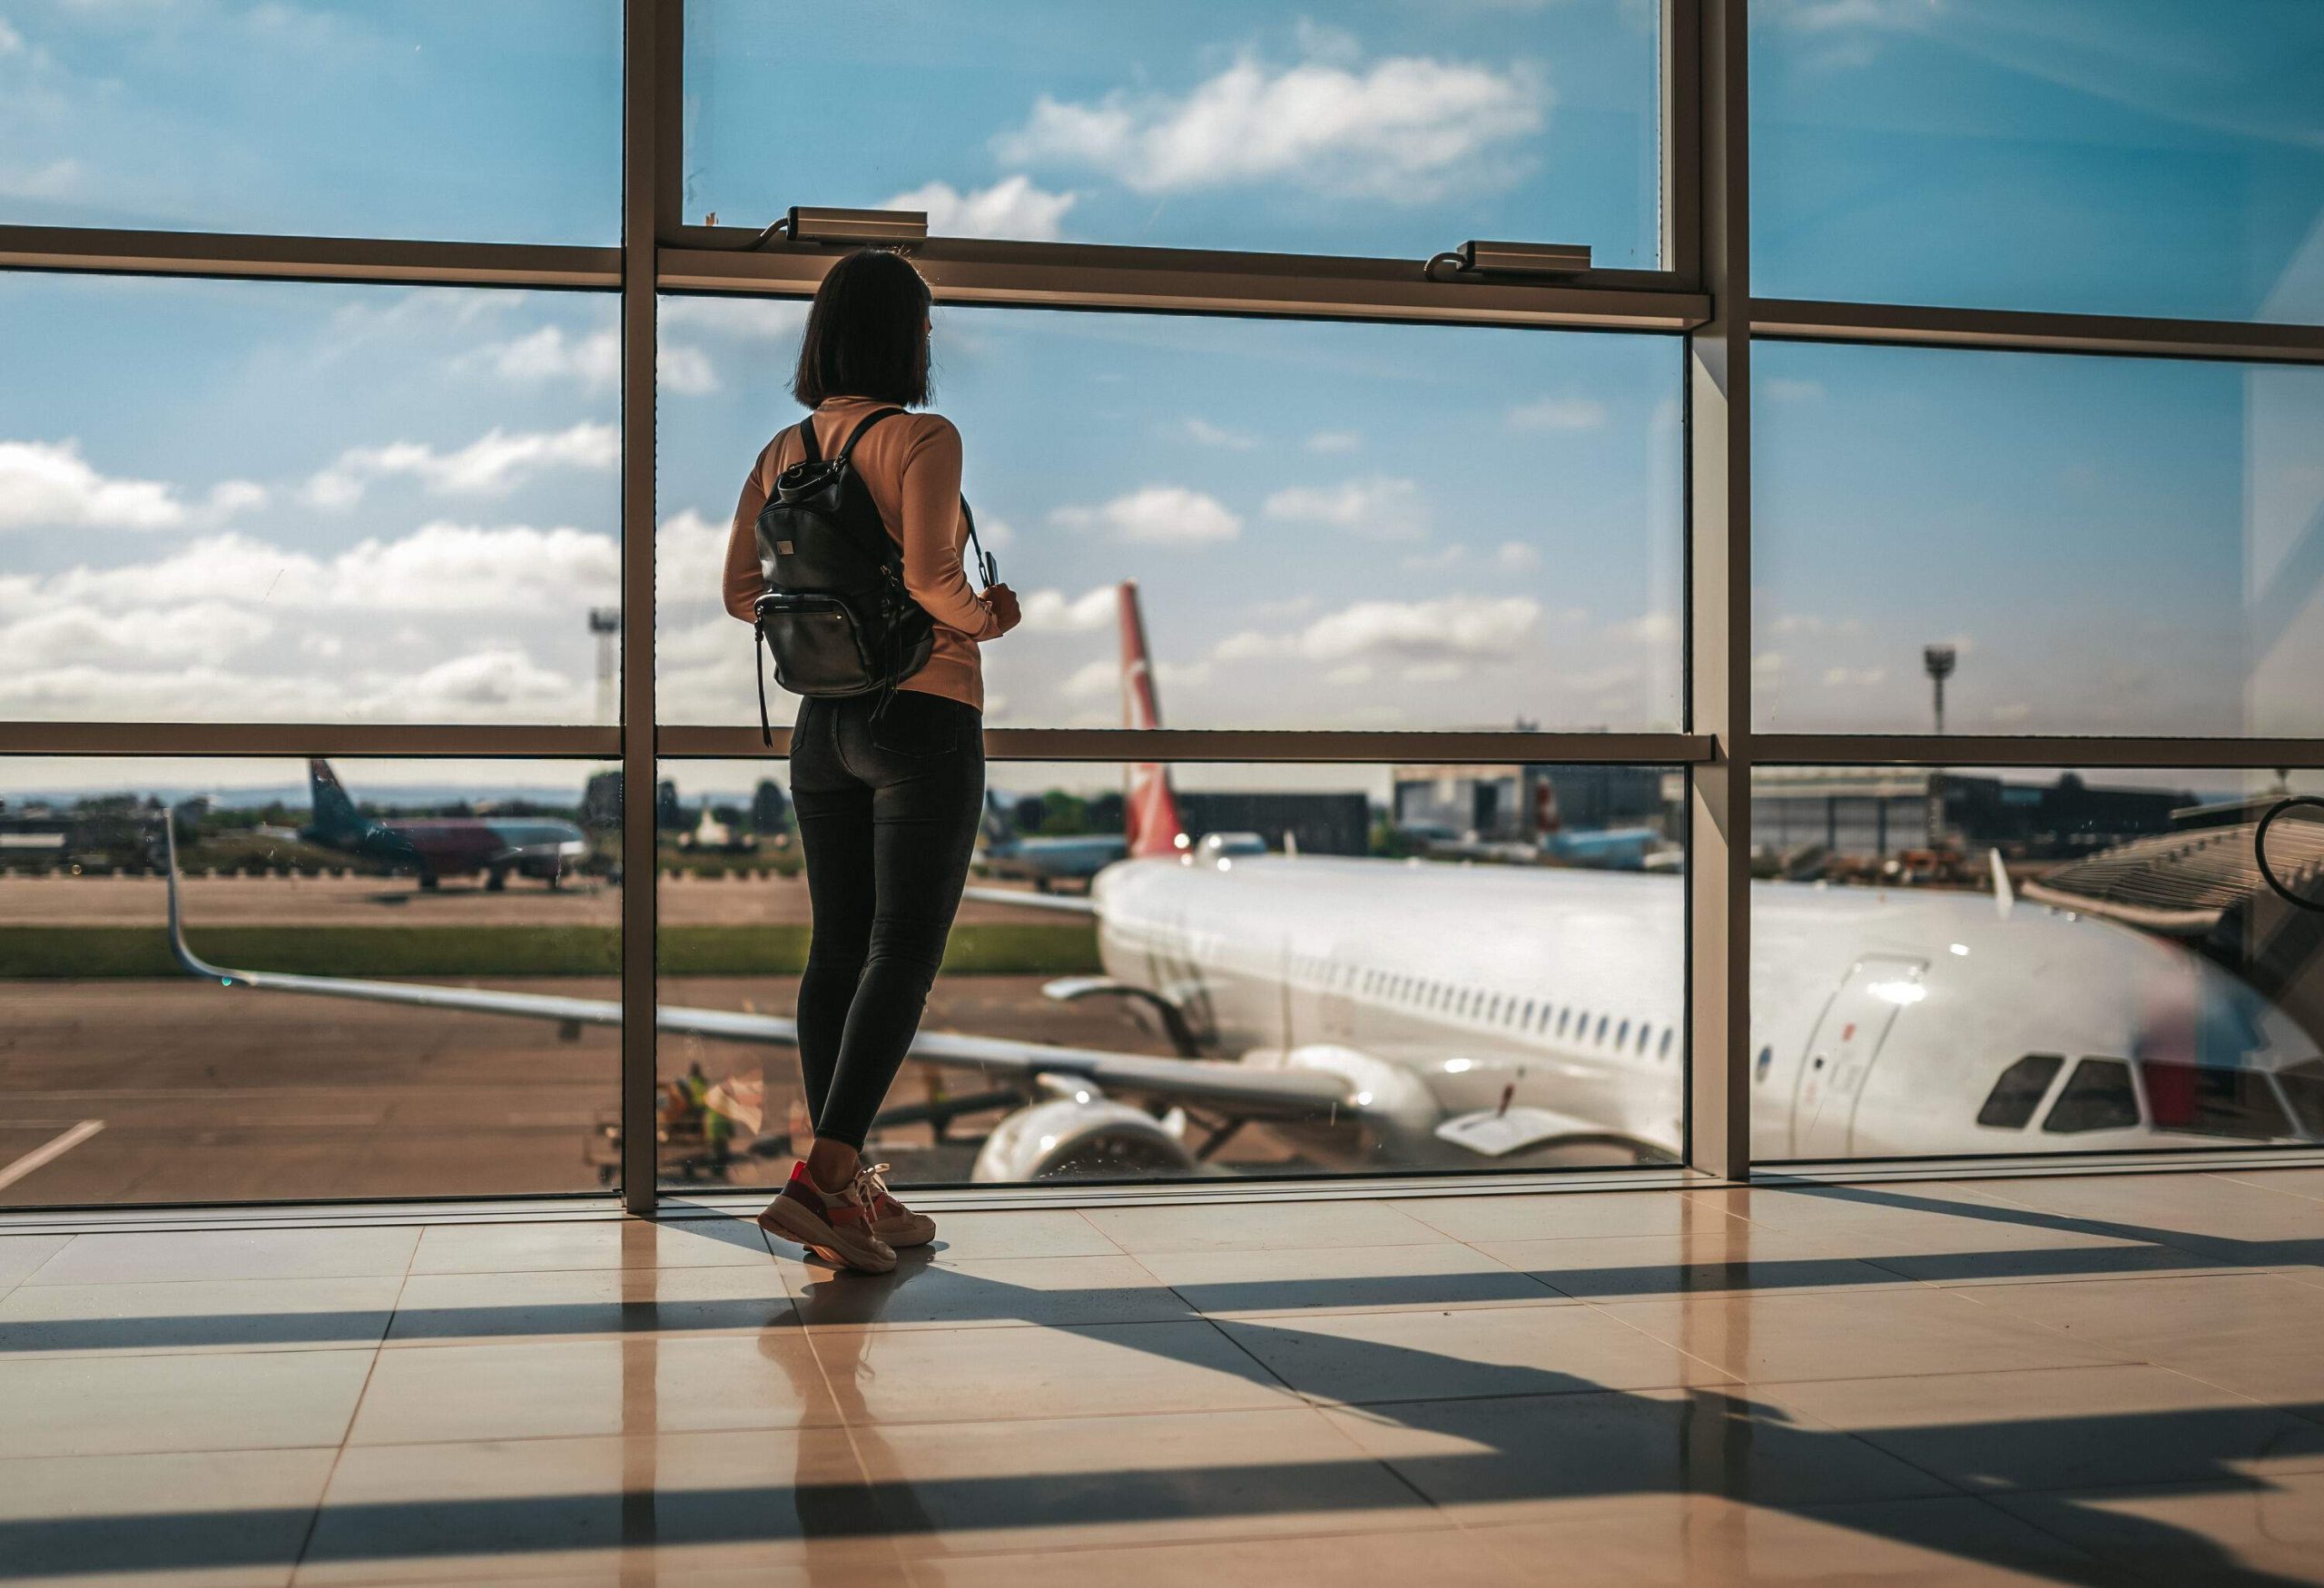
[2,0,2322,1216]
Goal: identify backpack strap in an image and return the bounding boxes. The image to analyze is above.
[795,413,822,464]
[835,406,906,466]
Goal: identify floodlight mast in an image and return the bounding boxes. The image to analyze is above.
[1924,644,1958,735]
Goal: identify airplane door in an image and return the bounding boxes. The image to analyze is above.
[1789,955,1925,1157]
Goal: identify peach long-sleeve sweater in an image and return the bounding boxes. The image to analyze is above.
[723,395,1003,711]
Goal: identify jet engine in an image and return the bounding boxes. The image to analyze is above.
[970,1095,1198,1180]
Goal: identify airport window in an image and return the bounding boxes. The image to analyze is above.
[2283,1061,2324,1137]
[2142,1061,2293,1142]
[2043,1060,2142,1135]
[1975,1055,2065,1130]
[0,2,624,244]
[685,0,1666,268]
[1753,0,2324,323]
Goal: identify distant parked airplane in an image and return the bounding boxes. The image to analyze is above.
[302,759,588,891]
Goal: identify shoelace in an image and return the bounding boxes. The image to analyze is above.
[851,1162,897,1209]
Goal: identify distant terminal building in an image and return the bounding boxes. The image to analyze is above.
[1752,769,2191,863]
[1178,791,1370,856]
[1391,764,1674,843]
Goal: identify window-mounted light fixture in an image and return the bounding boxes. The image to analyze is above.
[748,206,931,251]
[1424,239,1592,282]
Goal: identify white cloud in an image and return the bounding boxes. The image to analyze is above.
[1506,395,1609,431]
[338,522,618,611]
[304,421,618,507]
[1220,594,1540,666]
[478,324,620,389]
[660,297,810,340]
[1059,656,1118,701]
[0,439,185,531]
[1181,418,1256,450]
[1821,666,1888,687]
[1492,540,1541,571]
[1264,474,1426,538]
[1612,610,1678,643]
[1051,486,1241,545]
[1306,429,1360,453]
[1400,544,1468,572]
[976,516,1017,550]
[1017,585,1118,633]
[882,174,1077,241]
[996,50,1546,200]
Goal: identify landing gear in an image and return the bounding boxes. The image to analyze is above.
[418,873,440,892]
[485,866,508,893]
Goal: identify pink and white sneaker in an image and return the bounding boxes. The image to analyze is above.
[757,1161,897,1274]
[854,1162,936,1248]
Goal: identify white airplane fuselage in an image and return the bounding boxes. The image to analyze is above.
[1088,853,2322,1165]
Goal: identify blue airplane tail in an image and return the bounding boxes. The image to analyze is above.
[307,760,366,842]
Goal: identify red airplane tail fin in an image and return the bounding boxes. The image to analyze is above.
[1118,580,1187,859]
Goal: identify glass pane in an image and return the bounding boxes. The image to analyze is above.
[1753,342,2324,736]
[659,300,1682,730]
[0,274,620,724]
[1752,0,2324,322]
[0,756,620,1208]
[657,757,1685,1189]
[1751,765,2324,1163]
[1,0,621,243]
[685,0,1661,267]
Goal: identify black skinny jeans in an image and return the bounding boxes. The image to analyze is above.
[787,687,984,1151]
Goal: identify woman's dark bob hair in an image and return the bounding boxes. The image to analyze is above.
[791,248,933,409]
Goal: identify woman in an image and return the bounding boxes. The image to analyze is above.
[721,249,1022,1273]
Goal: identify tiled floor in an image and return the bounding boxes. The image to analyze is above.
[4,1169,2324,1584]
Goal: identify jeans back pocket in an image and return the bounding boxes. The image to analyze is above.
[866,690,970,758]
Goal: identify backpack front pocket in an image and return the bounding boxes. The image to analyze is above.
[756,594,880,695]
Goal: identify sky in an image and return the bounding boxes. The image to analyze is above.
[0,0,2320,794]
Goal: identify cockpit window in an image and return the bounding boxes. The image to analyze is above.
[2281,1060,2324,1138]
[1976,1054,2063,1129]
[2042,1058,2141,1134]
[2141,1060,2292,1141]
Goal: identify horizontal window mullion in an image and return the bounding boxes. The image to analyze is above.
[659,725,1711,764]
[1749,734,2324,770]
[1752,298,2324,367]
[0,226,622,291]
[660,241,1707,332]
[0,724,622,758]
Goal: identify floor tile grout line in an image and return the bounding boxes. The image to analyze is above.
[289,1264,408,1578]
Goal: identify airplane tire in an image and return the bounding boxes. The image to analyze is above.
[418,873,440,892]
[486,868,508,893]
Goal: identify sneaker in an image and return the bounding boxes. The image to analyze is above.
[757,1161,897,1274]
[854,1162,936,1248]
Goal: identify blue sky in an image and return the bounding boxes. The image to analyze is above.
[0,0,2319,794]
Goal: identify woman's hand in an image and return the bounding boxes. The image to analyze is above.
[984,582,1021,636]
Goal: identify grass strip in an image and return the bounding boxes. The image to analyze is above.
[0,924,1100,980]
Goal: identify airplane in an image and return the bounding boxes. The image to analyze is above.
[159,584,2324,1180]
[302,759,590,891]
[975,794,1126,892]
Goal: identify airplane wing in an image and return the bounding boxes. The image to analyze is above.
[162,822,1352,1121]
[962,885,1098,916]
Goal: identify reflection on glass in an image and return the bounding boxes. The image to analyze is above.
[1754,343,2324,736]
[0,275,621,724]
[686,0,1661,266]
[0,0,621,242]
[1752,0,2324,322]
[0,757,621,1208]
[655,756,1689,1189]
[659,301,1682,731]
[1752,765,2324,1162]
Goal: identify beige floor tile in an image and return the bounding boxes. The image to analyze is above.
[1080,1198,1442,1255]
[1968,1172,2324,1261]
[852,1406,1432,1557]
[299,1429,890,1585]
[0,1234,73,1293]
[1681,1181,2030,1233]
[1777,1363,2324,1494]
[1475,1225,1905,1301]
[1990,1470,2324,1585]
[1324,1386,1955,1515]
[407,1218,771,1276]
[1463,1493,2108,1586]
[1219,1302,1733,1405]
[0,1275,403,1357]
[899,1519,1505,1587]
[783,1253,1192,1332]
[349,1332,839,1445]
[384,1264,792,1346]
[1386,1189,1748,1244]
[912,1209,1121,1260]
[2214,1167,2324,1205]
[0,1446,339,1588]
[1132,1238,1561,1316]
[26,1227,419,1287]
[1597,1286,2129,1385]
[0,1346,374,1455]
[1949,1270,2324,1406]
[810,1319,1296,1425]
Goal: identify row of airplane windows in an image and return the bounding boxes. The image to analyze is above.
[1291,952,1679,1062]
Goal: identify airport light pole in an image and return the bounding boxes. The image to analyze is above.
[589,607,621,727]
[1924,645,1957,736]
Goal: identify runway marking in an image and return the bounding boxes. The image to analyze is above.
[0,1119,104,1191]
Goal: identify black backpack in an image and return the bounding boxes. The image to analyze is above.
[750,407,989,744]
